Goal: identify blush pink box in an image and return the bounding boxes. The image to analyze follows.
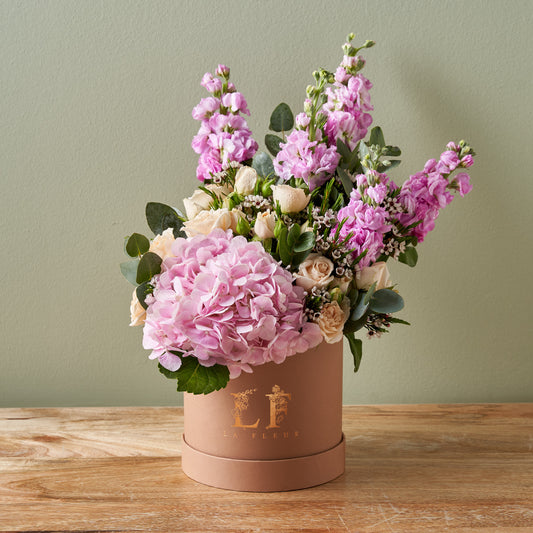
[182,341,345,492]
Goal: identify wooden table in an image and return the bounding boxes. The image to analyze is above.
[1,404,532,532]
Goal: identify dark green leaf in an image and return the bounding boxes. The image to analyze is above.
[336,138,352,163]
[382,145,401,157]
[125,233,150,257]
[287,224,301,248]
[343,313,368,334]
[176,357,230,394]
[377,159,401,172]
[265,134,284,156]
[337,167,354,196]
[278,227,291,266]
[369,289,405,314]
[146,202,183,238]
[294,231,315,253]
[290,249,312,269]
[389,317,411,326]
[252,151,275,177]
[269,103,294,132]
[136,252,162,284]
[345,333,363,372]
[136,281,151,310]
[398,246,418,267]
[120,259,140,286]
[369,126,385,148]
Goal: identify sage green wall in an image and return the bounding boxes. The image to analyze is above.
[1,0,531,407]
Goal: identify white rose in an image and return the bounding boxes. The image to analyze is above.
[272,185,310,213]
[129,290,146,327]
[234,166,258,195]
[330,274,353,294]
[294,253,334,291]
[148,227,176,260]
[183,184,232,220]
[355,261,392,291]
[254,211,276,240]
[318,301,349,344]
[183,208,244,237]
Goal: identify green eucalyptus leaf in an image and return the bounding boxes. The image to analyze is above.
[363,282,377,305]
[369,289,405,314]
[136,281,151,310]
[351,292,370,321]
[120,259,140,286]
[146,202,183,238]
[136,251,162,284]
[294,231,315,253]
[337,167,354,196]
[398,246,418,267]
[125,233,150,257]
[252,151,275,178]
[265,134,284,156]
[269,103,294,132]
[358,141,370,160]
[369,126,386,148]
[345,333,363,372]
[290,249,312,269]
[377,159,402,172]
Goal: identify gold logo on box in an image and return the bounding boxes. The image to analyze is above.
[225,385,298,439]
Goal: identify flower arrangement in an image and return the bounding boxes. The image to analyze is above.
[122,34,475,394]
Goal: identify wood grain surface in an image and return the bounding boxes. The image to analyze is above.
[1,404,532,532]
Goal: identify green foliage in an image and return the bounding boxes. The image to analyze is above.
[136,281,151,310]
[252,151,275,177]
[388,317,411,326]
[369,289,405,314]
[345,333,363,372]
[269,103,294,133]
[158,357,230,395]
[265,134,284,156]
[136,251,162,284]
[369,126,385,148]
[398,246,418,267]
[120,259,140,286]
[337,167,354,195]
[125,233,150,258]
[276,222,315,268]
[145,202,184,238]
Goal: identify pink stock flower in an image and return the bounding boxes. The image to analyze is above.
[274,129,340,190]
[193,68,258,181]
[142,230,322,378]
[336,192,392,267]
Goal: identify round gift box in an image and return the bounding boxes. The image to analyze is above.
[181,341,345,492]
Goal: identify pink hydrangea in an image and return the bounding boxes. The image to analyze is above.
[142,230,322,378]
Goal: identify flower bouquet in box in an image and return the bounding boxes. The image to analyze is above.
[121,34,475,491]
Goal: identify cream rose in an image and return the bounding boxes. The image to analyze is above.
[234,166,258,195]
[318,301,349,344]
[129,290,146,327]
[355,261,392,291]
[254,211,276,240]
[183,184,232,220]
[330,274,353,294]
[294,253,334,291]
[272,185,310,214]
[148,227,176,260]
[183,208,244,237]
